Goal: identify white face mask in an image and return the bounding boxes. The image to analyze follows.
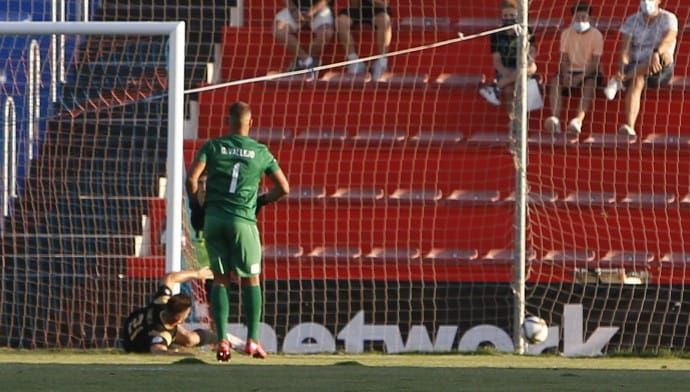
[573,21,591,33]
[640,0,658,16]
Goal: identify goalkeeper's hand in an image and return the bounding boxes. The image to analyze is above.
[189,197,205,236]
[256,194,269,217]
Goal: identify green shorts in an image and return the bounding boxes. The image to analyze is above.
[203,215,262,277]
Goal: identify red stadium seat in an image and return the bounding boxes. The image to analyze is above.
[352,130,407,144]
[409,131,464,145]
[263,244,304,259]
[641,134,690,148]
[424,248,479,261]
[389,188,443,203]
[307,246,362,259]
[251,127,294,144]
[620,193,677,207]
[543,249,597,265]
[582,133,637,148]
[562,192,617,206]
[365,247,422,260]
[286,187,327,202]
[294,129,349,143]
[446,190,502,205]
[465,132,512,147]
[330,187,385,201]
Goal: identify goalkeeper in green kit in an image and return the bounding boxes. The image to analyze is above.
[186,101,290,362]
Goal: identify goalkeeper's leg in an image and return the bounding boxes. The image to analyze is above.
[233,223,267,359]
[203,216,234,362]
[242,275,266,359]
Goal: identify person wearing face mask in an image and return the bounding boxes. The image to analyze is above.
[544,2,603,134]
[479,0,538,124]
[604,0,678,136]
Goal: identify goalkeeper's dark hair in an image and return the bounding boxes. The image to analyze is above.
[166,293,193,315]
[228,101,251,131]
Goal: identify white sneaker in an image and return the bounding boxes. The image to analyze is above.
[604,78,623,100]
[298,56,315,68]
[618,124,636,136]
[288,56,315,72]
[479,86,501,106]
[371,58,388,81]
[567,118,583,134]
[347,53,366,75]
[544,116,561,133]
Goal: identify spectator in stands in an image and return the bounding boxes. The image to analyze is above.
[274,0,335,71]
[544,2,603,134]
[479,0,537,121]
[337,0,393,81]
[604,0,678,136]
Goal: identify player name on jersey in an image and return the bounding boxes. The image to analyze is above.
[220,146,256,159]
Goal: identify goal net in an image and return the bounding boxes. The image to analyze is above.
[1,0,689,354]
[526,0,690,354]
[0,11,190,346]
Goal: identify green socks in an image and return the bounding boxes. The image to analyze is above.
[211,285,229,341]
[243,285,262,341]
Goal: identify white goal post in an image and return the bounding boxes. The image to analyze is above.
[0,21,186,279]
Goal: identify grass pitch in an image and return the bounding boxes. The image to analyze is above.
[2,350,690,391]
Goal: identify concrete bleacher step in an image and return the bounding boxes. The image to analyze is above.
[25,177,161,199]
[49,118,167,139]
[529,205,688,253]
[12,213,143,236]
[4,233,142,256]
[220,26,489,81]
[187,137,690,193]
[261,203,514,252]
[199,75,690,139]
[197,83,493,138]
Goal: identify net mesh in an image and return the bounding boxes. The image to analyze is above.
[1,0,689,353]
[526,0,690,352]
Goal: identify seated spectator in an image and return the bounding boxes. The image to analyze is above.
[274,0,335,71]
[479,0,538,122]
[604,0,678,136]
[337,0,393,81]
[544,2,603,134]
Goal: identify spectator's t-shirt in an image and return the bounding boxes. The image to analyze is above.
[560,26,604,72]
[490,28,536,69]
[620,9,678,64]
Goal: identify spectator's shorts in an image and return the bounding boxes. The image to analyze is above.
[275,7,334,33]
[559,71,604,95]
[495,68,537,82]
[624,63,674,88]
[338,4,392,25]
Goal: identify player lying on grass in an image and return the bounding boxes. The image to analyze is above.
[186,101,290,362]
[121,266,216,354]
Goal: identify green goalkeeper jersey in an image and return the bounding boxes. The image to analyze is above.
[196,134,280,223]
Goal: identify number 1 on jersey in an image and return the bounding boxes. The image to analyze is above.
[228,162,240,194]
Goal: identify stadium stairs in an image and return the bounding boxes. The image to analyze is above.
[0,0,234,347]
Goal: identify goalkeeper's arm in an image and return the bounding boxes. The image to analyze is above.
[257,168,290,214]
